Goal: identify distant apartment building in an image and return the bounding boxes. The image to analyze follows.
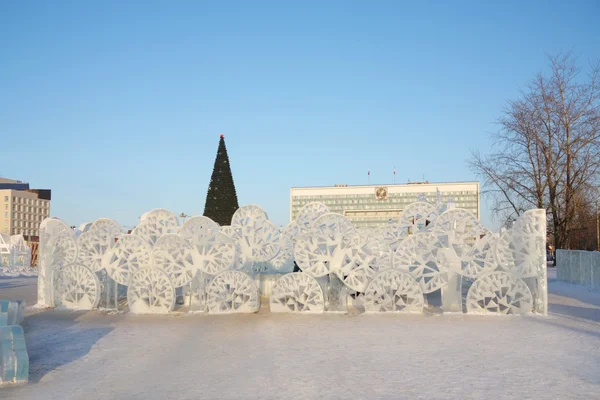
[0,177,51,238]
[290,181,479,228]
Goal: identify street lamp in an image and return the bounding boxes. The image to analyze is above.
[180,213,189,224]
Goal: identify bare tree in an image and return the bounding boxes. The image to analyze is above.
[470,53,600,250]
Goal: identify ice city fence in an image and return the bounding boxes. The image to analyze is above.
[556,249,600,288]
[36,200,548,316]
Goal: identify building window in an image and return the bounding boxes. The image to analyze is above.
[3,196,7,202]
[3,212,6,218]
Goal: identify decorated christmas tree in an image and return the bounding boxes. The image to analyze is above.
[203,134,239,225]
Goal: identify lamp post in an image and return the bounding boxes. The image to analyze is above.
[180,213,189,224]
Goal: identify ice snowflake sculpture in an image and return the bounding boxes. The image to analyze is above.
[231,204,269,228]
[77,218,122,272]
[54,264,101,310]
[270,272,325,313]
[296,202,330,233]
[38,218,78,307]
[466,271,533,315]
[101,234,152,285]
[151,233,197,287]
[39,218,78,270]
[179,216,220,244]
[132,208,180,246]
[37,201,548,315]
[374,223,409,252]
[399,201,438,233]
[427,209,494,279]
[205,271,260,314]
[335,228,392,292]
[494,210,546,278]
[191,232,237,275]
[431,209,482,246]
[219,226,245,269]
[127,268,175,314]
[392,232,448,293]
[267,230,295,273]
[363,270,424,313]
[230,205,281,265]
[295,213,357,278]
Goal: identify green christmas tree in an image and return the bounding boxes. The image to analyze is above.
[203,134,240,225]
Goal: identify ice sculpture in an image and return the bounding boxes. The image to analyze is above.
[9,234,31,268]
[151,234,196,288]
[37,201,548,316]
[76,218,123,309]
[37,218,78,307]
[230,204,269,228]
[267,230,295,273]
[180,216,220,243]
[101,234,152,285]
[230,205,280,265]
[127,268,175,314]
[0,301,24,326]
[296,202,330,233]
[374,223,409,252]
[294,213,357,312]
[220,226,245,269]
[54,264,101,310]
[466,271,533,315]
[185,231,237,311]
[335,229,391,292]
[399,201,438,232]
[78,218,122,272]
[294,213,356,278]
[205,271,260,314]
[0,234,32,270]
[492,209,547,313]
[393,232,448,294]
[430,208,485,311]
[269,273,325,313]
[0,325,29,384]
[191,232,237,275]
[364,270,424,313]
[131,208,180,245]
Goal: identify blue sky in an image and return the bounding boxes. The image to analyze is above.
[1,1,599,230]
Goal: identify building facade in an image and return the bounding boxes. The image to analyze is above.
[0,178,51,237]
[290,181,479,228]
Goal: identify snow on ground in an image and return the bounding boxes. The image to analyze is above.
[1,268,599,400]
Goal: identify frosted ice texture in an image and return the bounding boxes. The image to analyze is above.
[269,273,324,313]
[0,325,29,384]
[77,218,122,272]
[127,268,175,314]
[101,234,152,286]
[466,271,533,314]
[131,208,180,246]
[54,264,100,310]
[206,271,260,314]
[364,270,424,313]
[151,234,196,287]
[37,218,78,307]
[37,203,547,316]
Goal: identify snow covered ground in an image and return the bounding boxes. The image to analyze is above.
[1,268,599,399]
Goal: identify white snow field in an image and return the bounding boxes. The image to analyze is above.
[1,269,599,400]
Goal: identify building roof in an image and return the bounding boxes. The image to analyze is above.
[290,181,479,189]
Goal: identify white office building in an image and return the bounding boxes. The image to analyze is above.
[290,181,480,228]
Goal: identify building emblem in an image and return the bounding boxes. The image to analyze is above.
[375,186,388,200]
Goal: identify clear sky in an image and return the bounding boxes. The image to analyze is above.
[1,1,599,230]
